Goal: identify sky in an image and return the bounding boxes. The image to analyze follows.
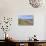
[18,15,33,19]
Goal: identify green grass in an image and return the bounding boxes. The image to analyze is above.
[18,19,33,25]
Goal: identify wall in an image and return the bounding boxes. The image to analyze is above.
[44,15,46,40]
[0,0,46,40]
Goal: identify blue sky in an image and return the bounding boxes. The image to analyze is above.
[18,15,33,19]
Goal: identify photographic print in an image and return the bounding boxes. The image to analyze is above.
[18,15,33,25]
